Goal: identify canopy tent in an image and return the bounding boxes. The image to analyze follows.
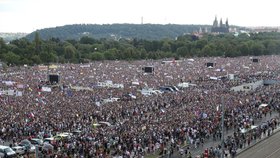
[240,125,258,133]
[259,104,268,109]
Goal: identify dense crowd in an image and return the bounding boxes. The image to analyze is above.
[1,55,280,158]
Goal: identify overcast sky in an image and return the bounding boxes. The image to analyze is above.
[0,0,279,33]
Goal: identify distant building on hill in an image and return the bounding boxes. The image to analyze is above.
[211,16,229,33]
[250,27,279,33]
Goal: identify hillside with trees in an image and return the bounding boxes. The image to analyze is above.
[1,32,280,66]
[25,24,212,41]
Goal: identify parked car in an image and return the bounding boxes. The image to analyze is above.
[159,86,174,93]
[0,145,17,157]
[12,146,25,155]
[169,86,180,92]
[43,137,57,147]
[19,139,36,153]
[53,132,72,141]
[30,138,43,146]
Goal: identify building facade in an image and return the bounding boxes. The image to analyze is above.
[211,16,229,33]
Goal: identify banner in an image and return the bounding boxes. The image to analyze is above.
[42,87,52,92]
[16,91,23,97]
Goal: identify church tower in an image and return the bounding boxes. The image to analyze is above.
[211,16,230,33]
[219,18,223,27]
[225,18,229,28]
[213,16,218,27]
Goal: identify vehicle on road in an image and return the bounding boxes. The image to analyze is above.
[30,138,43,146]
[12,146,25,155]
[0,145,17,157]
[19,139,36,153]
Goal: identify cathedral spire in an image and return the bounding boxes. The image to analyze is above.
[211,16,229,33]
[219,18,223,27]
[225,18,229,27]
[213,16,218,27]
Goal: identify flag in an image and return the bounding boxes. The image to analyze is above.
[202,113,207,119]
[216,105,219,111]
[29,112,34,118]
[17,84,24,89]
[67,89,73,97]
[42,87,51,92]
[95,101,101,107]
[92,119,100,129]
[16,91,23,97]
[194,110,199,116]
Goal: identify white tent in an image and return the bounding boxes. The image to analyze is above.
[228,74,235,80]
[99,121,111,126]
[240,125,258,133]
[42,87,52,92]
[259,104,268,109]
[177,82,189,88]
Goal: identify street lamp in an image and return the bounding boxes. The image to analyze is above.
[221,96,225,158]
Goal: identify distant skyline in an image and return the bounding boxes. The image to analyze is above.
[0,0,279,33]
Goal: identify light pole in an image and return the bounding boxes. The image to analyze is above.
[35,145,39,158]
[221,96,225,158]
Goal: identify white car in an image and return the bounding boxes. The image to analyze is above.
[12,146,25,155]
[0,145,17,157]
[30,138,43,146]
[29,145,36,153]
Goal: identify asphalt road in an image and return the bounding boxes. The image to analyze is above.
[162,112,280,158]
[237,130,280,158]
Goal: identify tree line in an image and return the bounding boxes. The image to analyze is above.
[1,32,280,66]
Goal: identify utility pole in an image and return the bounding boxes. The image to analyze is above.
[35,145,39,158]
[221,96,225,158]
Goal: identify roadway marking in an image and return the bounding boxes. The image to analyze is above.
[265,146,280,158]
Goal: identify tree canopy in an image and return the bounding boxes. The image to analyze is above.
[1,32,280,66]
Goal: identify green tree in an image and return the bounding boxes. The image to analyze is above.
[80,36,96,44]
[31,55,42,64]
[3,51,21,65]
[34,32,41,54]
[161,41,171,52]
[40,52,57,63]
[265,40,278,55]
[91,52,104,61]
[0,38,7,54]
[64,44,77,61]
[201,45,214,56]
[250,42,265,56]
[238,43,250,56]
[104,50,116,60]
[21,58,32,65]
[176,46,189,57]
[195,39,208,49]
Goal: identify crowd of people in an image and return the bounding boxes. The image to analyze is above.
[1,55,280,158]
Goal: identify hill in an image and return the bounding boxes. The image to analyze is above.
[26,24,212,41]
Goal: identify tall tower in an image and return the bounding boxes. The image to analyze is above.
[219,18,223,27]
[213,16,218,27]
[211,16,230,33]
[225,18,229,27]
[199,27,202,33]
[205,27,208,33]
